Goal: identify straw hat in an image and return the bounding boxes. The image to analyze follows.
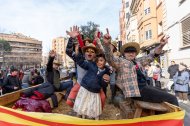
[121,42,140,55]
[53,60,62,66]
[82,43,99,54]
[83,37,92,44]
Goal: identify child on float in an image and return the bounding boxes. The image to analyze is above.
[96,54,110,96]
[73,42,108,119]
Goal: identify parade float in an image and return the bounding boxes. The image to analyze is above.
[0,86,185,126]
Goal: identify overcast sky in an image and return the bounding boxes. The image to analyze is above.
[0,0,121,54]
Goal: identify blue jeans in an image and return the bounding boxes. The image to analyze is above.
[21,83,29,89]
[59,80,73,99]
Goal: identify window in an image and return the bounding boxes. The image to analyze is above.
[126,12,130,19]
[145,24,152,40]
[181,15,190,47]
[145,30,152,40]
[126,2,129,8]
[144,7,150,15]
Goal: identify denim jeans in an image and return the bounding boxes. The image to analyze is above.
[59,80,73,99]
[21,83,29,89]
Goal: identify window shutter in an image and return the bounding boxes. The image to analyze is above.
[181,16,190,46]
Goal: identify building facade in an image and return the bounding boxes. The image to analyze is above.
[119,0,127,44]
[126,0,139,43]
[165,0,190,66]
[130,0,166,49]
[0,33,42,69]
[52,37,73,67]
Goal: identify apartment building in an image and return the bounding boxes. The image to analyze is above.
[130,0,166,50]
[52,37,73,67]
[0,33,42,69]
[165,0,190,66]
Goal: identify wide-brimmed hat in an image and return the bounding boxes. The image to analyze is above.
[82,43,99,54]
[53,60,62,66]
[83,37,92,45]
[121,42,140,55]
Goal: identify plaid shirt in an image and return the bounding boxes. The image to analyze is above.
[103,44,156,98]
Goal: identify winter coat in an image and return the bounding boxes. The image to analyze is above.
[75,53,103,93]
[173,71,189,92]
[45,57,60,90]
[3,75,21,93]
[32,75,44,85]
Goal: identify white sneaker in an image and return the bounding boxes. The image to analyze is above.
[178,99,183,103]
[183,100,189,104]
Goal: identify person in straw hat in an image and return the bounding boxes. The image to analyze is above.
[103,29,178,106]
[71,38,110,119]
[66,26,110,117]
[46,50,73,100]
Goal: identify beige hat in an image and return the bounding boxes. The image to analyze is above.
[121,42,140,55]
[53,60,62,66]
[111,41,117,50]
[82,43,99,54]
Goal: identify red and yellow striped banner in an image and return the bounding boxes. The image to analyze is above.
[0,106,185,126]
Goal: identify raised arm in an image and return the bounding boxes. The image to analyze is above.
[75,52,89,70]
[66,37,76,61]
[139,35,170,63]
[46,50,56,72]
[102,29,120,69]
[94,30,104,54]
[66,26,80,61]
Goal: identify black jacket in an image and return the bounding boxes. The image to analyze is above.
[3,75,21,93]
[33,75,44,85]
[98,66,110,89]
[168,64,179,79]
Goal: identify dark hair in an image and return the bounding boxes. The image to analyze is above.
[10,68,18,73]
[96,54,106,62]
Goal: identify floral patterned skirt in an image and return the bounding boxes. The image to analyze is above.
[73,86,102,118]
